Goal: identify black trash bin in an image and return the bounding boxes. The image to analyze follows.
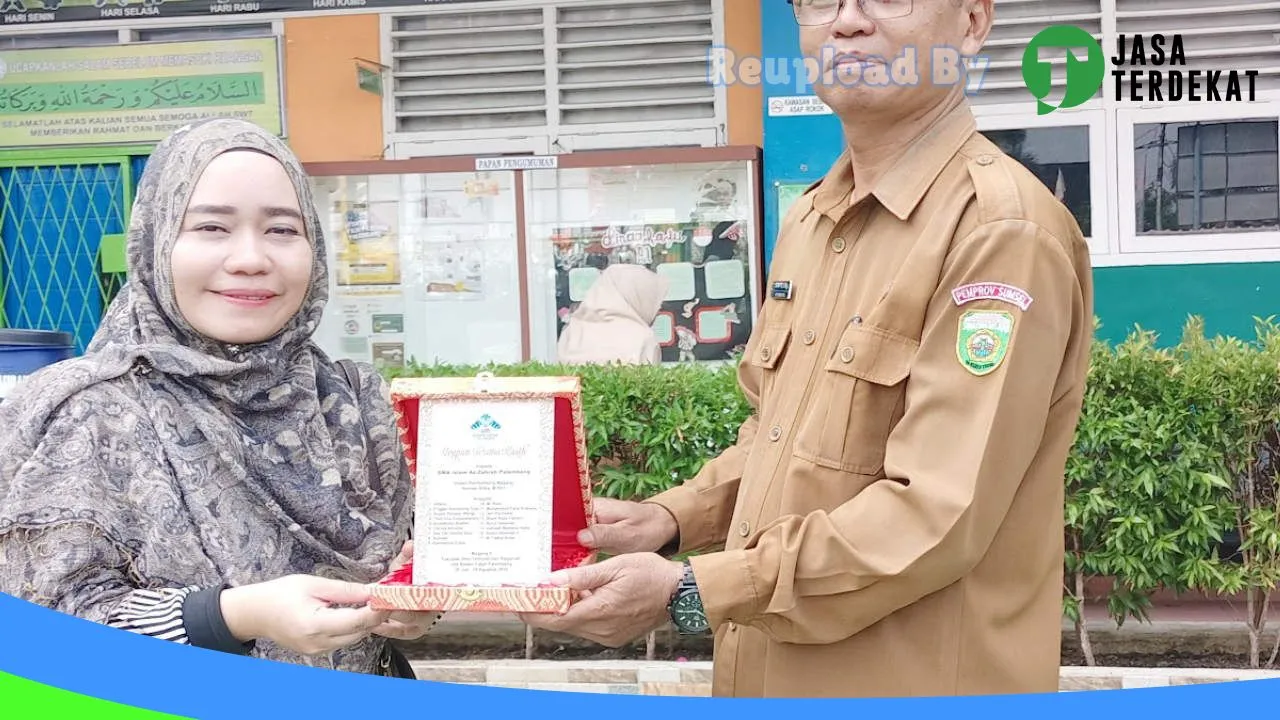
[0,329,75,401]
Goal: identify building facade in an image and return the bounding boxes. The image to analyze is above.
[759,0,1280,345]
[4,0,1278,361]
[0,0,767,368]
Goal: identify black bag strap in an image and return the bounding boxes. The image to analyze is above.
[342,359,421,682]
[337,359,384,496]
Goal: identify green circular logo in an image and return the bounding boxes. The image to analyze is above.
[1022,25,1105,114]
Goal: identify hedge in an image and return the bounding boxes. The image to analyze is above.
[381,316,1280,668]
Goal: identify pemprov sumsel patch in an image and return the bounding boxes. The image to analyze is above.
[951,282,1033,311]
[957,310,1014,376]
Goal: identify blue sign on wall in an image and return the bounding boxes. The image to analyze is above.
[758,0,847,272]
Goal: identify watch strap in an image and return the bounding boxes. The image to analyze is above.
[668,560,709,635]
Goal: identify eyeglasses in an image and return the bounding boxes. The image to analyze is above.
[787,0,915,26]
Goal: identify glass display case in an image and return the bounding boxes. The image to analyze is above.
[305,147,763,370]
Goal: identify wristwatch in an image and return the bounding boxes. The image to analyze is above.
[667,560,710,635]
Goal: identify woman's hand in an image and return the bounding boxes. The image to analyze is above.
[370,610,442,641]
[220,575,390,656]
[368,539,444,641]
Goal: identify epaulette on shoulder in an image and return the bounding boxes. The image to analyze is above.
[962,148,1028,226]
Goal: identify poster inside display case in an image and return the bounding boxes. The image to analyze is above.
[309,171,524,371]
[305,149,763,370]
[528,160,760,364]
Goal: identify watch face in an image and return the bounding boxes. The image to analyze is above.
[672,592,710,633]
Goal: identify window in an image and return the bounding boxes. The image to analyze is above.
[1134,120,1279,234]
[1118,101,1280,255]
[974,108,1110,255]
[983,126,1094,237]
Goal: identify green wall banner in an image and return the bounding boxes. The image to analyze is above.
[0,38,282,148]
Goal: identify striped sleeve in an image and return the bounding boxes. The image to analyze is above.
[106,585,255,655]
[107,586,199,642]
[0,522,251,656]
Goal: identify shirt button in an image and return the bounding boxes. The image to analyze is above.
[977,154,994,166]
[839,346,854,363]
[739,521,751,537]
[768,425,782,441]
[831,236,847,253]
[760,346,772,361]
[802,329,815,344]
[852,314,863,325]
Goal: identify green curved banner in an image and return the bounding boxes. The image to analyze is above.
[0,671,191,719]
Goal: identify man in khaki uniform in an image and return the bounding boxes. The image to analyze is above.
[520,0,1094,698]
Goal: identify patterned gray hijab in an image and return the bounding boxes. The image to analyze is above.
[0,118,412,673]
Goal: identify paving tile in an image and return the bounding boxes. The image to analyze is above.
[488,665,570,684]
[1121,674,1171,689]
[640,682,712,696]
[404,660,1280,695]
[637,666,683,683]
[1171,676,1229,685]
[566,668,639,684]
[680,667,713,683]
[1058,675,1123,692]
[525,683,615,694]
[411,666,489,683]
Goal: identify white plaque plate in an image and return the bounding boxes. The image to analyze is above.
[412,396,556,587]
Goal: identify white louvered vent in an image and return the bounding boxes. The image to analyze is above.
[1114,0,1280,98]
[554,0,716,127]
[389,8,550,134]
[969,0,1104,106]
[386,0,722,150]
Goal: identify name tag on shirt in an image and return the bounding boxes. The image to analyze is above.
[771,281,793,301]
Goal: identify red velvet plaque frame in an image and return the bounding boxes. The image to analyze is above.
[368,373,596,614]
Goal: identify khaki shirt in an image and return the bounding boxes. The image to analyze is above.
[646,101,1094,698]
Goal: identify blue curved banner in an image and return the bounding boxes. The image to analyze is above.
[2,590,1277,718]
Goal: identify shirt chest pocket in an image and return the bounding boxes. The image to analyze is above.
[746,321,792,400]
[793,323,918,476]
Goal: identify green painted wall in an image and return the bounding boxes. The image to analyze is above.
[1094,262,1280,347]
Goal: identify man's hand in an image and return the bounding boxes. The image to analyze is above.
[579,497,679,555]
[517,553,684,648]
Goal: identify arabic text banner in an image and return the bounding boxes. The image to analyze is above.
[0,37,283,148]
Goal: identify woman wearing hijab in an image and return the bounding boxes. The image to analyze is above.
[557,263,669,366]
[0,119,437,677]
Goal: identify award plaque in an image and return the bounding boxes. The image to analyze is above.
[368,372,596,614]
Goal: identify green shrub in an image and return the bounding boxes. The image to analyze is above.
[382,317,1280,668]
[383,359,752,501]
